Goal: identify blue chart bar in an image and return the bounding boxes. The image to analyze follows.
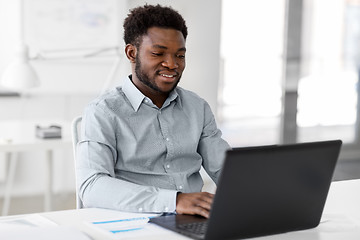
[92,217,149,225]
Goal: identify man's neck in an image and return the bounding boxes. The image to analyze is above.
[129,75,169,108]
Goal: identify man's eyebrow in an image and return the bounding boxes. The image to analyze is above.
[152,44,167,49]
[152,45,186,52]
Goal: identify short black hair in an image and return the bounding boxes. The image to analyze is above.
[123,4,188,47]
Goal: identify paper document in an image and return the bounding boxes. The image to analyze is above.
[1,226,92,240]
[91,216,151,233]
[0,214,92,240]
[0,214,57,230]
[87,212,172,238]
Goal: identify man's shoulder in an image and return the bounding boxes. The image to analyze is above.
[88,86,126,110]
[176,86,208,107]
[176,86,205,102]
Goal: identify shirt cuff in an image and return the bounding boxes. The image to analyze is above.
[156,189,178,213]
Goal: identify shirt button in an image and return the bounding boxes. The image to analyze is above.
[138,207,143,212]
[164,207,169,212]
[179,185,183,190]
[165,138,170,141]
[166,164,170,169]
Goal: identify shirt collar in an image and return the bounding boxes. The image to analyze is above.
[122,75,182,111]
[164,88,181,108]
[122,75,145,111]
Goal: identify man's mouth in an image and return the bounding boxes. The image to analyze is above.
[160,73,177,78]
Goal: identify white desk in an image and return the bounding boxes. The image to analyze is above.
[0,120,72,216]
[1,179,356,240]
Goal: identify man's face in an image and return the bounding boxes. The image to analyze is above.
[134,27,186,95]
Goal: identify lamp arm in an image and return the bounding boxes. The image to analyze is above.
[32,46,122,61]
[101,54,122,95]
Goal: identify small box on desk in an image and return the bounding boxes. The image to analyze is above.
[36,125,62,139]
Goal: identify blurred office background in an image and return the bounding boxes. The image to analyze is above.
[0,0,359,215]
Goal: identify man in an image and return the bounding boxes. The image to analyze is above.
[76,4,230,219]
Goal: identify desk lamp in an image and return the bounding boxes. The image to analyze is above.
[1,45,40,90]
[0,0,40,91]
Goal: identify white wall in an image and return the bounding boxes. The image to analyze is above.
[0,0,222,197]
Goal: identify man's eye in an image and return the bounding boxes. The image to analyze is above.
[152,53,163,56]
[177,54,185,59]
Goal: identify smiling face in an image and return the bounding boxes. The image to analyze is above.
[126,27,186,105]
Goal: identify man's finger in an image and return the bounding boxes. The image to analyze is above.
[194,199,212,211]
[199,193,214,205]
[176,192,215,218]
[193,205,210,218]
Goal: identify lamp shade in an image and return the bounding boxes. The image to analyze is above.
[1,45,40,90]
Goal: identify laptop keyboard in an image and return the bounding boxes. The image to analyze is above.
[178,221,208,235]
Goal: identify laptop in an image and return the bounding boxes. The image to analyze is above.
[150,140,342,240]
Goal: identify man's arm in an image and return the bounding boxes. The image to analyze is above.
[76,105,178,213]
[77,155,178,212]
[175,101,231,218]
[198,102,231,184]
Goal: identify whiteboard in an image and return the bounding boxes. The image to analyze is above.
[24,0,120,53]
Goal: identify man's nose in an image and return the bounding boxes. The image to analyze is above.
[162,55,178,69]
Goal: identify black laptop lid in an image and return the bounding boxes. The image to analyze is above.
[205,140,342,240]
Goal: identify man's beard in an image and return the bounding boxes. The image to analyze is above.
[135,55,181,94]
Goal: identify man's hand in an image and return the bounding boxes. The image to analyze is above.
[176,192,214,218]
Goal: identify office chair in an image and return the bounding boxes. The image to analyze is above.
[71,116,83,209]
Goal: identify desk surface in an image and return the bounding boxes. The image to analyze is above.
[1,179,360,240]
[44,179,360,239]
[0,120,72,151]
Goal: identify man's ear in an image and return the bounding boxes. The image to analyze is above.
[125,44,137,63]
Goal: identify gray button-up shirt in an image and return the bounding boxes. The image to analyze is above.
[76,76,230,213]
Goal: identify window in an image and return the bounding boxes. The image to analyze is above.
[297,0,359,144]
[220,0,360,159]
[219,0,285,147]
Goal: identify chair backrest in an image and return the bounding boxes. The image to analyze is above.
[71,116,83,209]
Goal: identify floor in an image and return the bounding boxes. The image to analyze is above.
[0,160,359,216]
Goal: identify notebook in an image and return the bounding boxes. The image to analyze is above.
[149,140,342,240]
